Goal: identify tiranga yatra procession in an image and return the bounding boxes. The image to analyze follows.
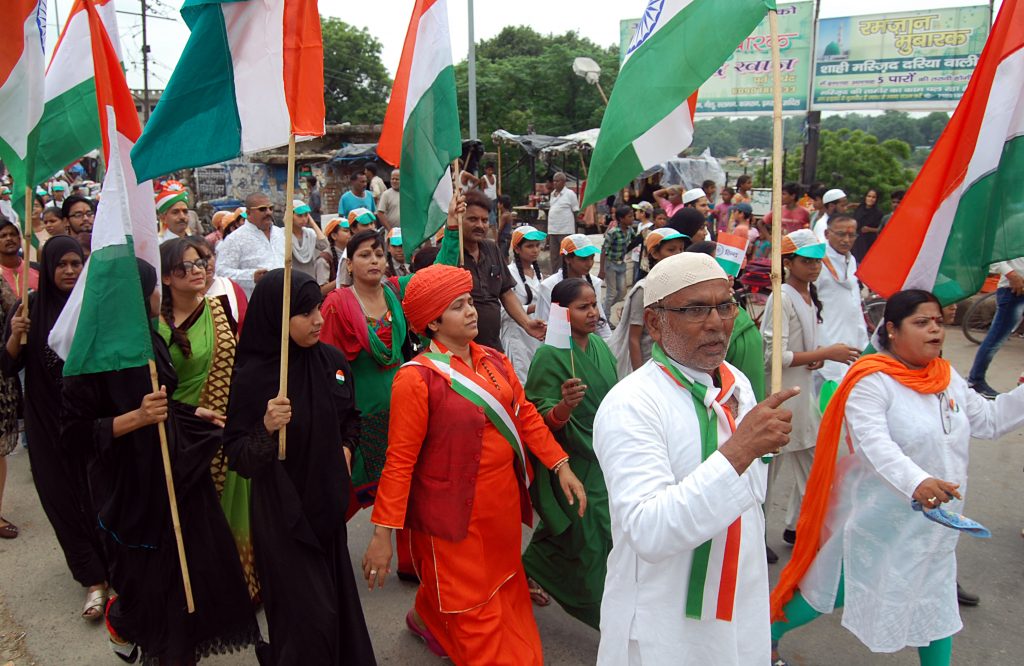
[0,0,1022,664]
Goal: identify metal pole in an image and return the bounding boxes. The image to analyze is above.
[800,0,821,187]
[467,0,478,140]
[594,81,610,105]
[141,0,151,122]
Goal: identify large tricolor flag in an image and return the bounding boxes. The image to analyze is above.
[50,1,159,375]
[582,0,774,207]
[132,0,325,182]
[377,0,462,251]
[858,0,1024,304]
[0,1,46,214]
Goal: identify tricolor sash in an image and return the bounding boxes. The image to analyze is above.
[405,351,529,486]
[651,344,742,622]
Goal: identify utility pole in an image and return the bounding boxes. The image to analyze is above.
[467,0,478,140]
[799,0,821,187]
[141,0,151,122]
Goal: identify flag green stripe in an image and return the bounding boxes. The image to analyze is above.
[932,134,1024,304]
[63,241,154,376]
[398,65,462,250]
[33,77,101,186]
[584,0,772,206]
[132,4,242,182]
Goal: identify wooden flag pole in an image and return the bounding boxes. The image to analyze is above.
[768,9,785,396]
[451,158,464,265]
[19,186,32,344]
[148,360,195,613]
[277,134,297,461]
[496,145,503,197]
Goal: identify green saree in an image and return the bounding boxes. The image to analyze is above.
[522,334,617,630]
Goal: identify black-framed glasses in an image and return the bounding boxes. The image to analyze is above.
[251,205,274,213]
[655,301,739,322]
[170,258,209,277]
[68,211,95,220]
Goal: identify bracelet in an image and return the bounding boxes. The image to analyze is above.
[548,406,569,425]
[552,457,570,475]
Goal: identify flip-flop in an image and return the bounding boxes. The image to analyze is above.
[406,610,448,658]
[0,517,18,539]
[911,500,992,538]
[527,578,551,606]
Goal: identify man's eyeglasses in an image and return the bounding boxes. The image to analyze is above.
[170,258,209,278]
[828,231,857,239]
[68,211,95,220]
[251,205,274,213]
[655,301,739,323]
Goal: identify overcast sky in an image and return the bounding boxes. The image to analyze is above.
[45,0,1000,92]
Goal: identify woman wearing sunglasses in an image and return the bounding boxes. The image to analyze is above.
[157,237,259,603]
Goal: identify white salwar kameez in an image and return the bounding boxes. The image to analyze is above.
[536,272,612,341]
[815,245,869,384]
[499,261,542,382]
[593,359,770,666]
[799,371,1024,652]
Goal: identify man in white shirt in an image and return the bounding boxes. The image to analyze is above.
[593,252,798,665]
[546,172,579,273]
[812,188,847,242]
[215,192,285,296]
[815,214,870,390]
[968,256,1024,398]
[377,169,401,230]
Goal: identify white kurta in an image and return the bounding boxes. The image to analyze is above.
[593,360,770,666]
[800,371,1024,652]
[760,284,821,451]
[214,222,286,296]
[499,261,543,382]
[607,280,651,379]
[536,271,612,340]
[815,245,869,383]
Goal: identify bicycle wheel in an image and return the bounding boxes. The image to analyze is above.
[742,291,769,327]
[962,292,997,344]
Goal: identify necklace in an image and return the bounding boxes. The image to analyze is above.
[351,285,390,323]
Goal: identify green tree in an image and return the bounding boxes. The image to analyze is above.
[869,110,923,147]
[918,111,951,145]
[321,18,392,124]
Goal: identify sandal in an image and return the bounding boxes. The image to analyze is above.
[406,609,448,658]
[527,578,551,607]
[82,586,108,622]
[0,517,18,539]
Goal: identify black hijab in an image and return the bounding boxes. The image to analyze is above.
[29,235,84,351]
[225,269,348,545]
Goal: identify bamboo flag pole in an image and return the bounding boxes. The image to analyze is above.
[496,145,503,197]
[768,9,785,395]
[277,134,298,461]
[148,359,195,613]
[18,187,32,344]
[451,158,464,265]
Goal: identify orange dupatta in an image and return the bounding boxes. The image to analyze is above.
[769,354,951,621]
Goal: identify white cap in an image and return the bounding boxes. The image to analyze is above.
[682,187,707,204]
[643,253,729,307]
[823,188,847,204]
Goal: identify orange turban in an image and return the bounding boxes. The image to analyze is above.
[403,264,474,334]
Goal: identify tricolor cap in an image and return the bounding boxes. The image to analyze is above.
[781,228,827,259]
[631,201,654,213]
[292,199,311,216]
[35,187,47,197]
[822,188,846,204]
[347,207,377,227]
[155,181,189,214]
[50,182,66,192]
[682,187,707,204]
[643,253,729,307]
[511,225,546,248]
[322,215,348,238]
[387,227,403,246]
[560,233,600,257]
[644,228,687,254]
[0,187,10,196]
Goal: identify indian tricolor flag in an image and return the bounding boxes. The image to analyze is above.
[859,0,1024,304]
[377,0,462,251]
[50,0,159,375]
[132,0,325,181]
[715,232,748,277]
[582,0,772,207]
[0,1,45,214]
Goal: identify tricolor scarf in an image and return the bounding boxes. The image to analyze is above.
[770,354,951,621]
[650,343,743,622]
[405,345,529,485]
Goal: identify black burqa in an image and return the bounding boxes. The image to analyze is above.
[61,260,259,665]
[223,269,376,666]
[1,237,107,587]
[851,201,884,262]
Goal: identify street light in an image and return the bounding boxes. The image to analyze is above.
[572,57,609,105]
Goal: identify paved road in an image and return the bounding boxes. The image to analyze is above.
[1,332,1022,665]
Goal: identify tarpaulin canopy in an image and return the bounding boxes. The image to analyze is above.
[539,128,600,158]
[490,130,570,157]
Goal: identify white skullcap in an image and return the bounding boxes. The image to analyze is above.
[643,252,729,307]
[682,187,707,204]
[823,188,847,204]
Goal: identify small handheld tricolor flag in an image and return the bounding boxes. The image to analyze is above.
[545,302,576,377]
[714,232,748,277]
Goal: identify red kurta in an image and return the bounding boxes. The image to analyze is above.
[373,342,567,665]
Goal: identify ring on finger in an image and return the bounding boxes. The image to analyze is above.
[370,569,378,575]
[927,497,937,503]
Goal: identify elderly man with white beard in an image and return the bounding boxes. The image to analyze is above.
[593,252,799,665]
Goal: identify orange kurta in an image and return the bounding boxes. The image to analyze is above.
[373,342,567,666]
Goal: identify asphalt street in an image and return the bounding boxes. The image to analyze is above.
[1,331,1021,665]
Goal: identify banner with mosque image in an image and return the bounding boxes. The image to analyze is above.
[811,5,990,111]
